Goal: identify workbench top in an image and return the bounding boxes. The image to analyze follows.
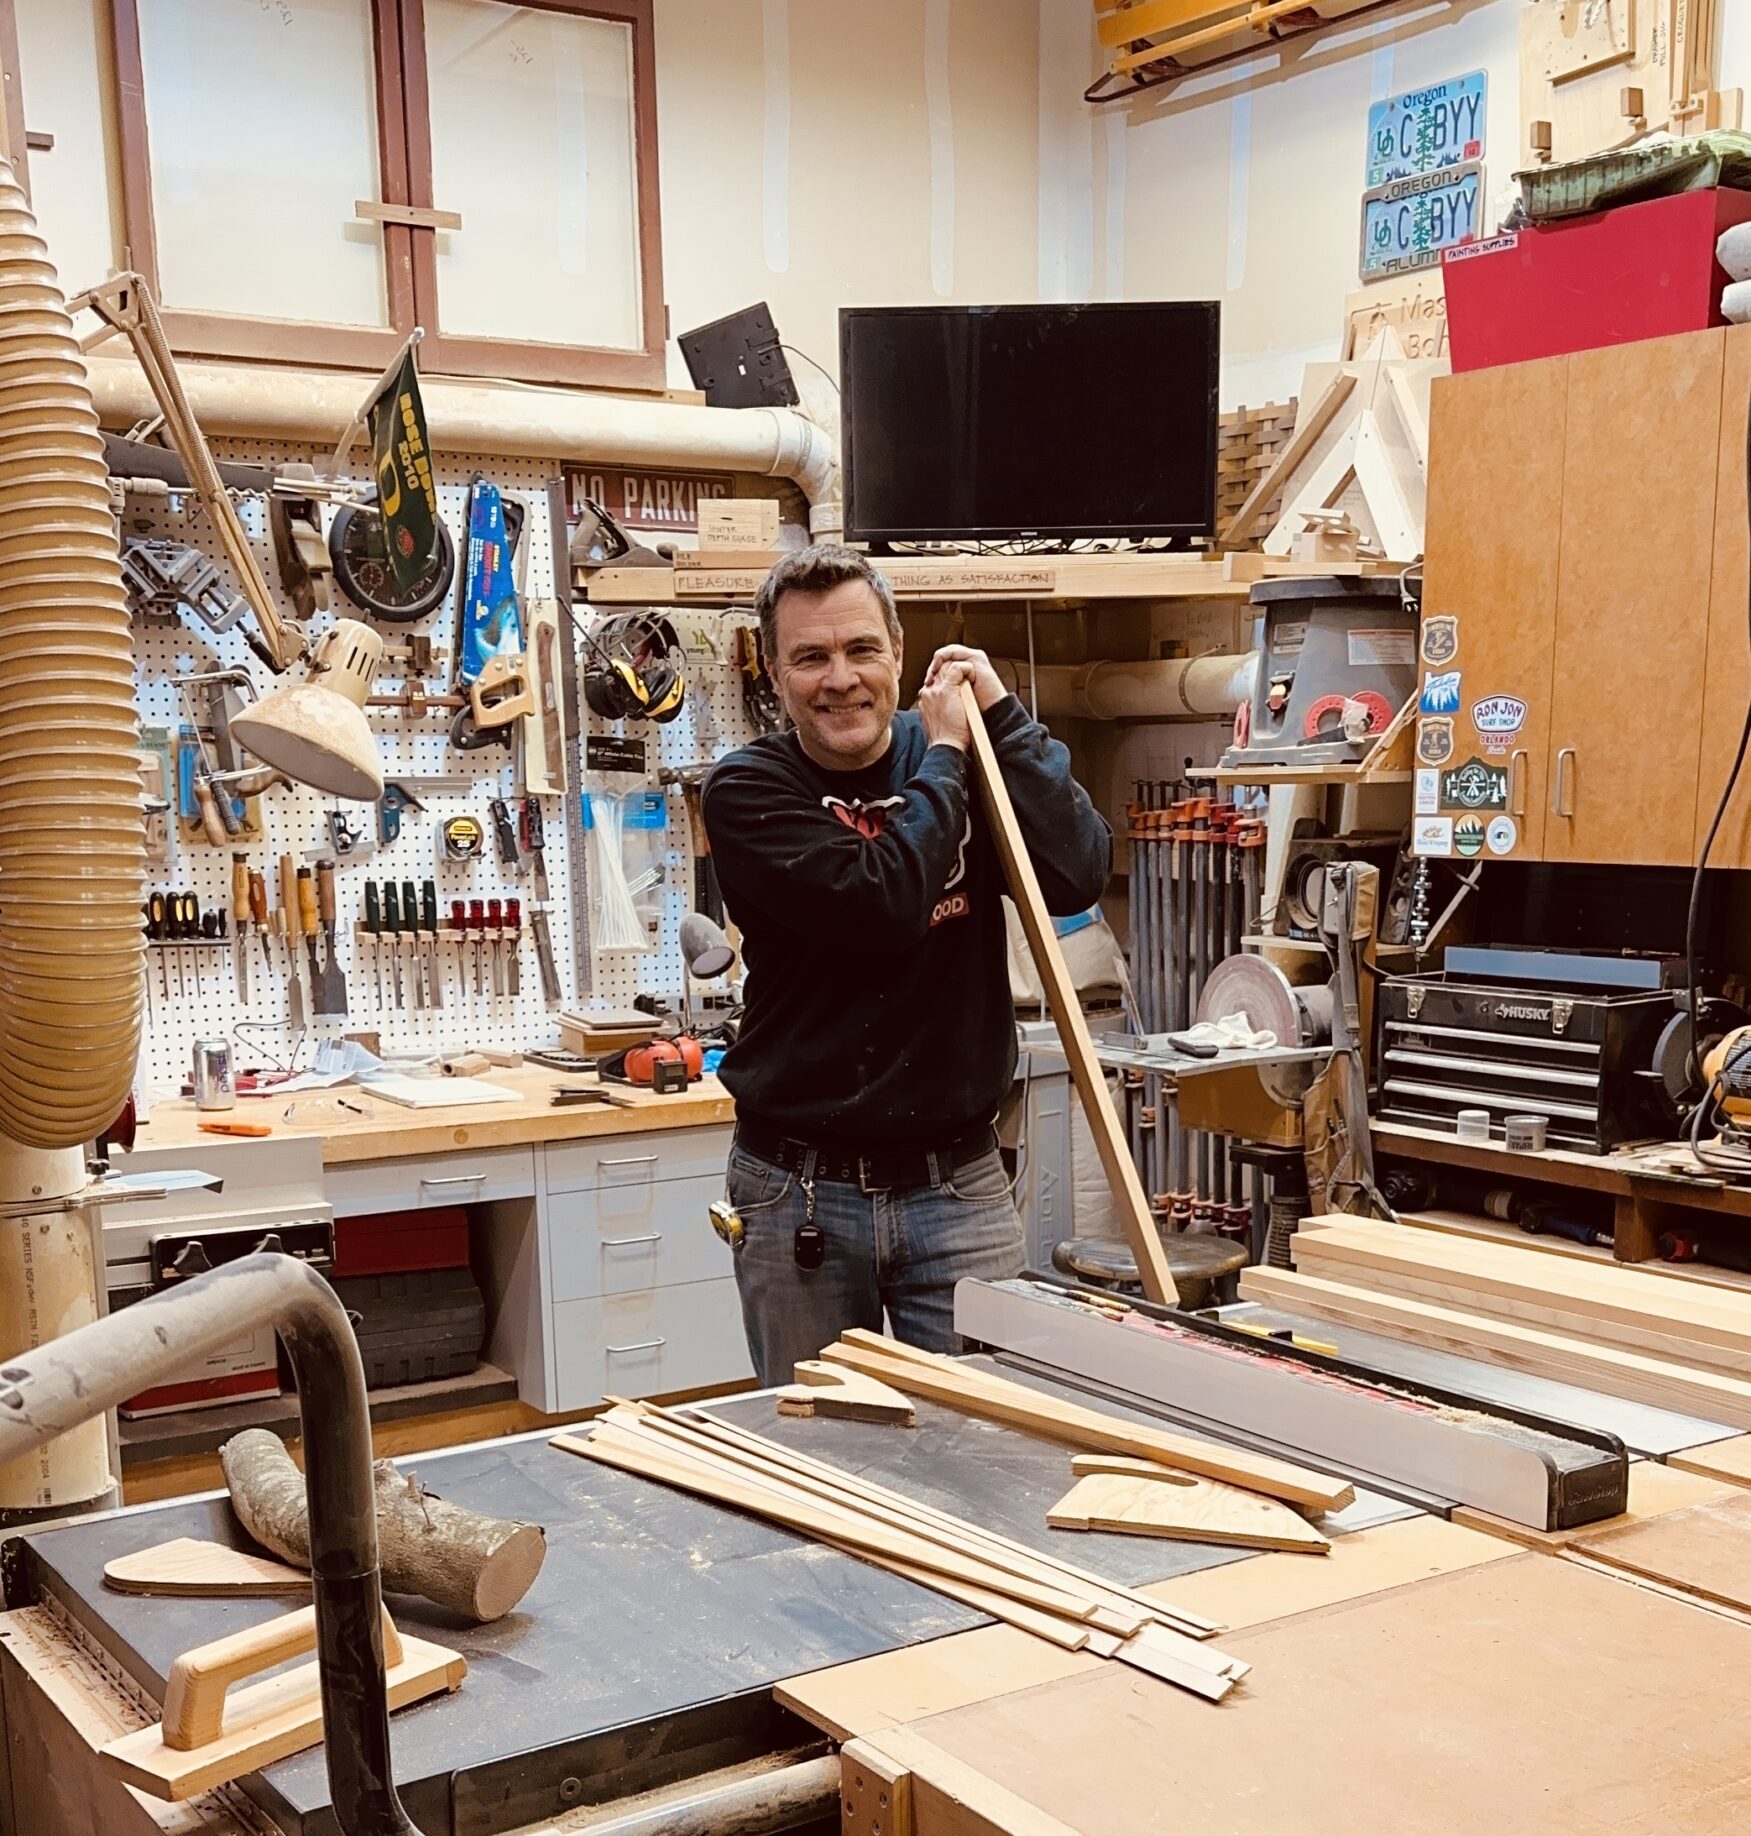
[137,1067,735,1165]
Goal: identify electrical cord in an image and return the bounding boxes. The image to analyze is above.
[1686,375,1751,1090]
[777,342,841,400]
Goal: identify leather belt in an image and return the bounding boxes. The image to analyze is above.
[733,1120,997,1193]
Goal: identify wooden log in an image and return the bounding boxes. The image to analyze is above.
[219,1428,545,1623]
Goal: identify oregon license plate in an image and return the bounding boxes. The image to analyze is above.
[1360,162,1484,280]
[1366,72,1487,187]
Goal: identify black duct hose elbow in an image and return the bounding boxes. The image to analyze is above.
[0,1252,424,1836]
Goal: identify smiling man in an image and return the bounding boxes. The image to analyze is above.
[702,544,1112,1385]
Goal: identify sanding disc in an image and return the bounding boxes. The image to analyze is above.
[1195,955,1304,1044]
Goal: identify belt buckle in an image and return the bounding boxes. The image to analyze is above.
[857,1155,887,1194]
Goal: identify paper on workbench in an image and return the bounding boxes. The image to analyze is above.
[362,1074,522,1109]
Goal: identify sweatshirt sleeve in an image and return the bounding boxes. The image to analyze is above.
[703,743,972,953]
[982,694,1112,916]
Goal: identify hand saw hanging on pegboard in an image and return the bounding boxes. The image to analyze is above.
[449,477,524,754]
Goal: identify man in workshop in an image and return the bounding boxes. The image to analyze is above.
[703,544,1112,1386]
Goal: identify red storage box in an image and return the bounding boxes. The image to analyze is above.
[332,1204,469,1277]
[1443,187,1751,372]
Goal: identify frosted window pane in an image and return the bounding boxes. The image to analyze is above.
[136,0,390,329]
[425,3,642,350]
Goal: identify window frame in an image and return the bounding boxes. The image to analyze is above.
[106,0,665,389]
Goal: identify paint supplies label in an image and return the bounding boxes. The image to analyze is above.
[1366,72,1487,187]
[1360,162,1484,280]
[1348,628,1415,667]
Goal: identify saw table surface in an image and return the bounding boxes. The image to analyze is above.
[8,1362,1384,1834]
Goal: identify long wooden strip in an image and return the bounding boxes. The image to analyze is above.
[960,682,1179,1308]
[673,1403,1223,1638]
[1291,1247,1751,1378]
[1239,1267,1751,1428]
[594,1410,1147,1635]
[1297,1221,1751,1356]
[559,1427,1110,1627]
[819,1338,1355,1513]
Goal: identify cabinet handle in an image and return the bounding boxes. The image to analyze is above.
[1553,747,1577,817]
[1510,749,1529,818]
[599,1155,659,1169]
[420,1173,486,1188]
[600,1233,662,1247]
[606,1338,667,1355]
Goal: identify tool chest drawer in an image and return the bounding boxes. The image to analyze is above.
[543,1125,734,1196]
[550,1279,752,1409]
[546,1172,733,1301]
[326,1147,537,1217]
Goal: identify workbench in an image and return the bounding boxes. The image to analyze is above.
[120,1071,748,1494]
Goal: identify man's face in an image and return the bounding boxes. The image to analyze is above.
[771,579,902,769]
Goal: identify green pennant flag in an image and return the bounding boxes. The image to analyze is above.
[367,347,439,593]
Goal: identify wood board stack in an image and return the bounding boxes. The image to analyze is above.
[1239,1217,1751,1427]
[1216,399,1298,549]
[554,1397,1250,1702]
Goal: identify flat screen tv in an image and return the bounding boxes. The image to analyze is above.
[839,302,1220,545]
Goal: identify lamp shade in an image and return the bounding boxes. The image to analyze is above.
[680,912,736,979]
[232,618,385,801]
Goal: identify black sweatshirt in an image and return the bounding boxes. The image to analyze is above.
[702,695,1112,1152]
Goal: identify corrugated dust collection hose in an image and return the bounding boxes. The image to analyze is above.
[0,158,144,1513]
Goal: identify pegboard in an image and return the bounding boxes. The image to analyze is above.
[129,437,764,1097]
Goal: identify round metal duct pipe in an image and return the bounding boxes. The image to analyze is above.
[995,652,1256,721]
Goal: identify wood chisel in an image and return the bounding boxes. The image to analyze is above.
[530,909,560,1006]
[280,854,306,1028]
[178,891,200,993]
[487,897,504,995]
[249,866,269,977]
[469,898,485,995]
[451,899,468,1000]
[383,881,406,1009]
[297,867,325,1016]
[505,897,522,996]
[365,880,384,1004]
[316,859,347,1015]
[402,880,423,1010]
[231,853,251,1005]
[422,881,443,1009]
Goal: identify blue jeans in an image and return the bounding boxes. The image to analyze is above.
[725,1141,1027,1387]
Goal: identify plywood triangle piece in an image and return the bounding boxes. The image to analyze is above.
[1048,1470,1332,1554]
[103,1538,311,1598]
[777,1360,916,1424]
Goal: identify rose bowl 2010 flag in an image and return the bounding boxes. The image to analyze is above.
[367,346,439,592]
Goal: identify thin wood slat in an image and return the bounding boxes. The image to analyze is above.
[960,683,1179,1308]
[821,1333,1354,1514]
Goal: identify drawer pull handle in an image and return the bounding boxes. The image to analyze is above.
[599,1155,659,1169]
[600,1233,662,1247]
[1553,746,1577,817]
[606,1337,667,1355]
[419,1173,487,1188]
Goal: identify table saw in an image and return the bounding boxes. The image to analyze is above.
[6,1279,1751,1836]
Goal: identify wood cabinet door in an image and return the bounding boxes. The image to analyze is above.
[1545,330,1724,865]
[1696,323,1751,866]
[1419,355,1569,861]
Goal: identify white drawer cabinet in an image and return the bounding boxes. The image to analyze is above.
[327,1145,536,1218]
[551,1279,751,1409]
[543,1125,734,1196]
[547,1171,732,1301]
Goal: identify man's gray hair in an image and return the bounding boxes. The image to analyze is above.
[755,543,901,662]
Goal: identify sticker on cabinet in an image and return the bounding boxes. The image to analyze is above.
[1417,718,1454,765]
[1472,695,1527,752]
[1420,670,1463,714]
[1415,767,1440,814]
[1421,616,1458,665]
[1440,758,1508,810]
[1413,815,1454,857]
[1486,815,1517,855]
[1455,816,1485,857]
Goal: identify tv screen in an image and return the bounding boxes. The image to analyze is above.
[840,302,1219,545]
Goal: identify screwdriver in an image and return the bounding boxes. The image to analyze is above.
[146,892,170,997]
[422,881,443,1009]
[231,852,251,1006]
[365,880,384,1004]
[249,867,269,972]
[177,891,199,994]
[468,898,485,995]
[401,880,422,1010]
[383,881,405,1009]
[505,897,521,997]
[451,899,468,1001]
[486,897,504,996]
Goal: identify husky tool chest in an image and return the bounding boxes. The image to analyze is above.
[1378,950,1678,1152]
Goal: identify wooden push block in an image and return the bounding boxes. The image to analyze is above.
[100,1605,465,1800]
[776,1360,915,1424]
[1050,1459,1331,1553]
